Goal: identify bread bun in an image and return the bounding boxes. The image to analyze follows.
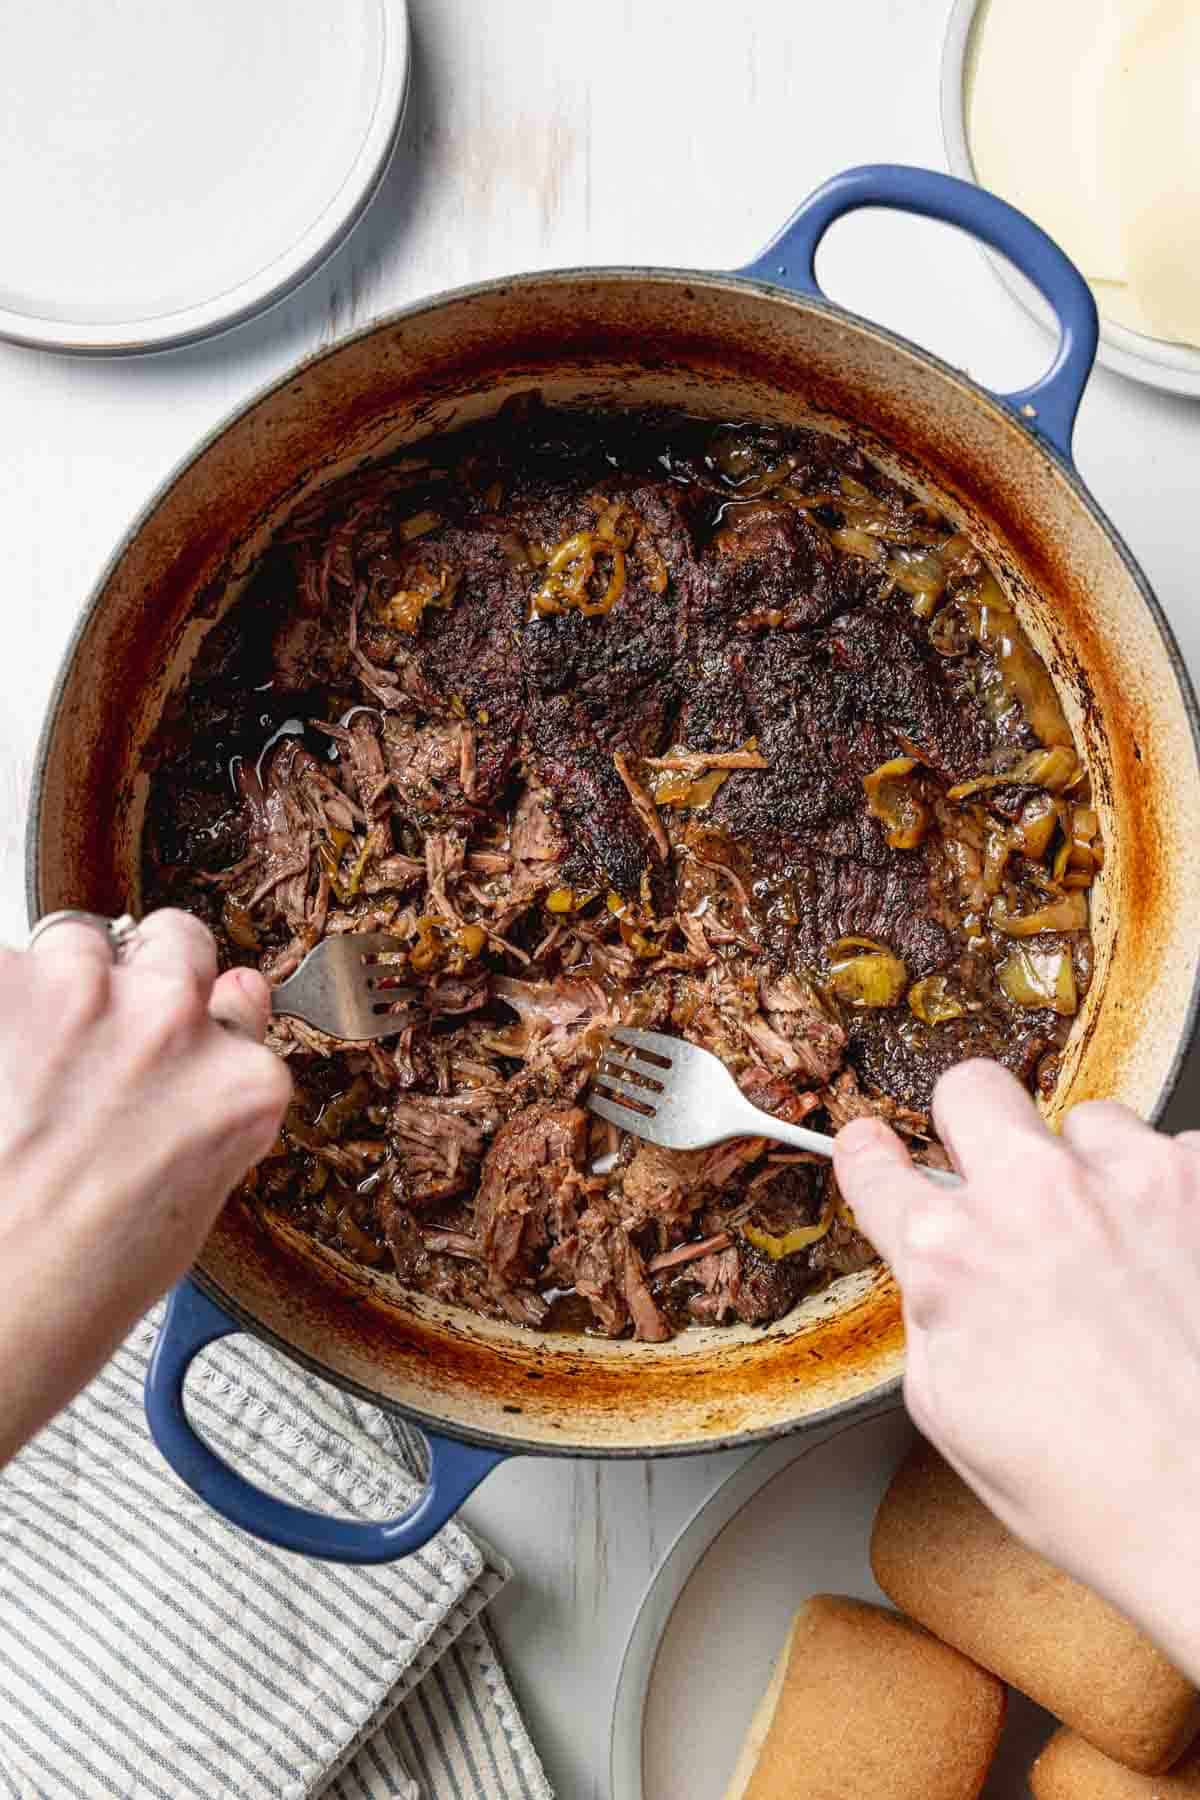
[1032,1726,1200,1796]
[871,1440,1200,1774]
[724,1593,1005,1800]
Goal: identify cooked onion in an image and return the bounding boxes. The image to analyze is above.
[990,890,1089,936]
[958,571,1071,746]
[1053,803,1104,887]
[649,738,767,811]
[652,765,732,809]
[344,836,374,898]
[735,458,798,497]
[830,527,884,562]
[646,739,768,775]
[396,510,443,542]
[336,1209,387,1264]
[983,819,1015,897]
[835,476,943,547]
[409,915,443,972]
[940,531,980,574]
[710,433,769,484]
[864,756,929,850]
[318,827,354,902]
[1015,792,1061,861]
[222,894,259,950]
[948,745,1081,801]
[592,498,638,549]
[888,548,947,618]
[998,946,1078,1014]
[375,562,459,633]
[776,483,839,508]
[318,1077,370,1139]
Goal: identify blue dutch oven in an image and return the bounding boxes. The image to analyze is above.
[29,166,1200,1561]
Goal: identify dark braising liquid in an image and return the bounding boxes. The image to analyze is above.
[144,398,1099,1338]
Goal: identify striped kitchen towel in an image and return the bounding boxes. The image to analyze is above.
[0,1305,553,1800]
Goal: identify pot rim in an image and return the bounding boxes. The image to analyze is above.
[189,1266,904,1460]
[27,264,1200,1458]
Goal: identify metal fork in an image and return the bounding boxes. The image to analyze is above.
[269,934,416,1041]
[588,1027,961,1188]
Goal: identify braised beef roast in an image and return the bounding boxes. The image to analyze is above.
[144,399,1101,1339]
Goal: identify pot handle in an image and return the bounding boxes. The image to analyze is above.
[736,163,1099,463]
[145,1279,508,1563]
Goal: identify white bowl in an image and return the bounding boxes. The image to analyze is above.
[941,0,1200,398]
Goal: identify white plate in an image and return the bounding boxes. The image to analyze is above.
[940,0,1200,398]
[0,0,409,355]
[611,1409,1055,1800]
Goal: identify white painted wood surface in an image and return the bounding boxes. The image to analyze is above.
[2,3,1198,1793]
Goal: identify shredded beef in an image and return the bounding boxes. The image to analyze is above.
[144,399,1093,1339]
[527,696,669,900]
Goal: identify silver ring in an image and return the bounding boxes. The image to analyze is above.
[29,910,140,964]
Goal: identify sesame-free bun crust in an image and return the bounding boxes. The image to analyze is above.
[724,1594,1004,1800]
[872,1442,1200,1774]
[1032,1726,1200,1796]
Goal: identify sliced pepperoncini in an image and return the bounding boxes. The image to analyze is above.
[743,1201,836,1261]
[827,937,908,1008]
[998,947,1078,1015]
[908,975,965,1025]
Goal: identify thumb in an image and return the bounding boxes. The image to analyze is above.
[209,966,272,1041]
[833,1117,925,1270]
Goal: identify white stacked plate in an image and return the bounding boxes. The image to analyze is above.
[611,1411,1055,1799]
[941,0,1200,398]
[0,0,409,354]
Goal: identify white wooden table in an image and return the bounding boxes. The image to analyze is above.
[2,3,1198,1793]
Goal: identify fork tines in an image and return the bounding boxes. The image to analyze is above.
[607,1027,673,1065]
[346,932,413,961]
[591,1029,668,1119]
[349,934,412,1014]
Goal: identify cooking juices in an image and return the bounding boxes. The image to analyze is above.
[144,398,1100,1338]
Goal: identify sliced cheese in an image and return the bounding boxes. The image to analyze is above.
[967,0,1147,282]
[1088,278,1166,340]
[1104,0,1200,347]
[967,0,1200,349]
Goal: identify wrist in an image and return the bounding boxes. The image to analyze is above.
[0,1224,138,1469]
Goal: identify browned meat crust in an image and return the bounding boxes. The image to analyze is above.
[143,399,1093,1338]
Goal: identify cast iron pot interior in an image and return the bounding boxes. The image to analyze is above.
[29,267,1200,1457]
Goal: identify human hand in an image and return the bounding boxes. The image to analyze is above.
[834,1060,1200,1678]
[0,910,291,1467]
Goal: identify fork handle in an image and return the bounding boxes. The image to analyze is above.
[743,1109,963,1190]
